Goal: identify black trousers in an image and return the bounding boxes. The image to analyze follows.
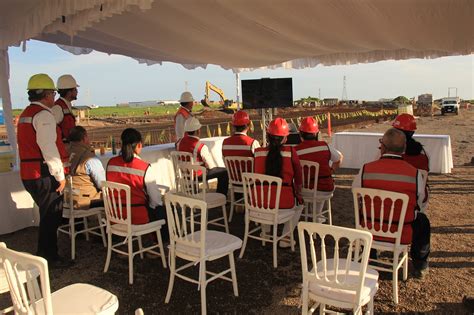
[411,212,431,270]
[206,167,229,196]
[147,205,169,242]
[23,176,63,260]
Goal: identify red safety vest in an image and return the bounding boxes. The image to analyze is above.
[176,135,205,176]
[222,133,256,158]
[55,98,76,141]
[295,140,333,191]
[254,146,296,209]
[402,150,429,172]
[361,157,418,244]
[17,103,69,180]
[106,156,150,225]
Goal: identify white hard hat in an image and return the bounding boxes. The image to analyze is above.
[184,117,202,132]
[57,74,80,89]
[179,91,194,103]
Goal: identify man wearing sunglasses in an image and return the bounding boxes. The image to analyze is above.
[17,74,71,268]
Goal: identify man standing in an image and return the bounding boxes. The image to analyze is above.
[68,126,105,209]
[17,74,70,267]
[222,110,260,158]
[52,74,79,142]
[174,91,195,141]
[352,128,431,279]
[176,117,229,195]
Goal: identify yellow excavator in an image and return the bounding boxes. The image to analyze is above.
[200,81,238,113]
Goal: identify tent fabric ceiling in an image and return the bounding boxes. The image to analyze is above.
[1,0,473,70]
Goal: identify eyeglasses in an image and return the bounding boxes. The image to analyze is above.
[378,138,386,147]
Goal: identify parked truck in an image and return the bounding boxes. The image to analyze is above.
[441,97,460,115]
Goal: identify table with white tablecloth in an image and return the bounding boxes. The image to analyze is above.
[0,137,226,235]
[332,132,453,173]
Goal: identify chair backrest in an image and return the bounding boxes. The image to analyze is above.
[298,222,373,305]
[300,160,320,197]
[352,187,409,245]
[176,162,207,198]
[164,192,208,257]
[242,173,282,216]
[102,181,132,229]
[170,151,195,190]
[0,244,52,315]
[224,156,254,186]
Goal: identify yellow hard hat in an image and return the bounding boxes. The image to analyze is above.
[27,73,56,90]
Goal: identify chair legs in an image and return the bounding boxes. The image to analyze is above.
[301,282,309,315]
[199,260,207,315]
[70,220,76,260]
[229,188,235,222]
[156,231,167,268]
[138,236,144,259]
[83,217,90,241]
[128,237,134,285]
[165,249,176,304]
[98,214,107,247]
[239,216,249,259]
[229,253,239,297]
[272,225,278,268]
[221,205,229,233]
[104,230,112,273]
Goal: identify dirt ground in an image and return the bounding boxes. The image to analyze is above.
[0,110,473,314]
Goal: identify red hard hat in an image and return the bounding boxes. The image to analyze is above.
[267,117,289,137]
[299,117,319,133]
[392,113,417,131]
[232,110,250,126]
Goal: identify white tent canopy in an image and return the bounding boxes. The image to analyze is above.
[0,0,473,161]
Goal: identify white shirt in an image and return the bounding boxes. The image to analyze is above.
[187,135,216,169]
[327,144,342,163]
[351,154,425,208]
[134,154,163,208]
[234,132,261,154]
[51,97,72,124]
[31,102,65,182]
[175,107,192,140]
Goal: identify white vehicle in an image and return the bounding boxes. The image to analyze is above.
[441,97,460,115]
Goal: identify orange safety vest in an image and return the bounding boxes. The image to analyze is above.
[295,139,333,191]
[254,146,296,209]
[106,156,150,225]
[17,103,69,180]
[55,98,76,141]
[361,156,418,244]
[176,135,205,176]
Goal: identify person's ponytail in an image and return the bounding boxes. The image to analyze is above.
[265,134,284,178]
[120,128,142,163]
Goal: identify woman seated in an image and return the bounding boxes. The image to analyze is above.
[254,118,303,248]
[106,128,168,240]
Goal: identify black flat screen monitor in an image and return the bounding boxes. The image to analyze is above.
[241,78,293,109]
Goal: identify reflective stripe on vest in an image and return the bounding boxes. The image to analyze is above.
[296,146,328,156]
[107,165,146,177]
[362,173,417,184]
[254,150,291,158]
[222,144,252,151]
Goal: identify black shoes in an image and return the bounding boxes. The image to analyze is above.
[47,255,75,269]
[413,267,429,280]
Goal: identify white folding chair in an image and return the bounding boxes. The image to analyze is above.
[224,156,254,222]
[0,243,119,314]
[176,162,229,233]
[239,173,303,268]
[352,187,410,304]
[298,222,379,314]
[58,176,107,260]
[102,181,167,285]
[419,169,429,213]
[170,151,194,190]
[164,193,241,315]
[300,160,333,225]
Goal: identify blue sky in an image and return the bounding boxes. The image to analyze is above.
[6,40,474,109]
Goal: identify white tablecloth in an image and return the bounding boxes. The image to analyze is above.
[333,132,453,174]
[0,170,39,235]
[98,136,226,190]
[0,137,226,235]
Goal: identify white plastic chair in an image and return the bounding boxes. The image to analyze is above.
[352,187,409,304]
[224,156,254,222]
[170,151,194,190]
[0,243,119,315]
[164,193,241,315]
[58,176,107,260]
[298,222,379,314]
[419,169,429,213]
[102,181,167,285]
[239,173,303,268]
[175,162,229,233]
[300,160,333,225]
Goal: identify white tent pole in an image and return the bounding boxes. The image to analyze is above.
[235,72,241,110]
[0,48,18,168]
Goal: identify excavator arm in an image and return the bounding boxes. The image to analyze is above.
[200,81,237,113]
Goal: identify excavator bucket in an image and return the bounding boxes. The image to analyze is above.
[201,99,210,107]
